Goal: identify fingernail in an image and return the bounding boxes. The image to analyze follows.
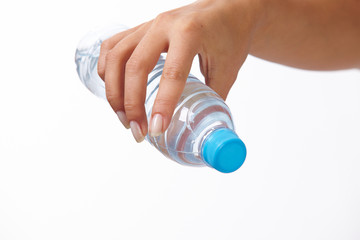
[130,121,144,143]
[116,111,130,129]
[149,114,163,137]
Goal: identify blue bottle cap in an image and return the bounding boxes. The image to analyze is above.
[202,128,246,173]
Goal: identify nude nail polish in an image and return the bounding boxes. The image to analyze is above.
[130,121,144,143]
[116,111,130,129]
[149,114,163,137]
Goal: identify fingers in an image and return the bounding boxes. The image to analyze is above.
[124,27,168,142]
[98,22,150,80]
[103,28,147,129]
[101,22,199,141]
[199,54,241,101]
[204,67,238,101]
[149,37,197,137]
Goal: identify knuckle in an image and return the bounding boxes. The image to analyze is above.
[155,97,173,107]
[124,101,142,118]
[162,66,187,82]
[105,42,133,66]
[154,11,173,25]
[125,58,143,74]
[154,97,175,115]
[105,50,116,64]
[106,93,122,110]
[100,39,112,51]
[123,101,136,111]
[106,91,120,103]
[105,49,122,65]
[178,16,202,35]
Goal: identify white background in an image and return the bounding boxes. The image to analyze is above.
[0,0,359,239]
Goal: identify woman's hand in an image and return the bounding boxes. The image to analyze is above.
[97,0,262,142]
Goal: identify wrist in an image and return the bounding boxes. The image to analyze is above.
[229,0,270,45]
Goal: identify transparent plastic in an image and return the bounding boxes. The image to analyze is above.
[75,25,243,171]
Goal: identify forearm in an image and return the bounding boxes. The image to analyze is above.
[250,0,360,70]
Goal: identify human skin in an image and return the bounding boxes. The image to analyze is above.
[97,0,360,142]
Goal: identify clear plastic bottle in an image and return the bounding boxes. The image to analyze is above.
[75,25,246,173]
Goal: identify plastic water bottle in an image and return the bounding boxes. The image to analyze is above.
[75,25,246,173]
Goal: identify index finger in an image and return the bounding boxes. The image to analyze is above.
[149,37,198,137]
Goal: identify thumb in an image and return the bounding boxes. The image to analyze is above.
[202,61,240,101]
